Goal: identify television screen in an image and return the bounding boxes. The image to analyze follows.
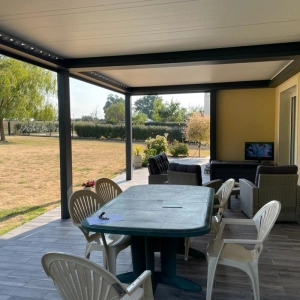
[245,142,274,161]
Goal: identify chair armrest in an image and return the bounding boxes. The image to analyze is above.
[223,238,261,245]
[221,218,256,225]
[216,218,256,239]
[297,185,300,203]
[125,270,152,295]
[239,178,259,218]
[148,174,168,184]
[203,179,223,192]
[213,204,222,208]
[240,178,256,188]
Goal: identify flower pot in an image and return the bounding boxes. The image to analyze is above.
[133,155,142,168]
[83,186,92,191]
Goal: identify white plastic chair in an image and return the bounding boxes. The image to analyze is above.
[94,177,123,204]
[69,189,131,275]
[206,200,281,300]
[42,252,154,300]
[210,178,235,236]
[184,179,235,260]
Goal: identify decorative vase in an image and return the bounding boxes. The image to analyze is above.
[133,155,143,168]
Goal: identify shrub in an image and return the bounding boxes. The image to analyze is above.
[145,135,168,154]
[169,140,189,157]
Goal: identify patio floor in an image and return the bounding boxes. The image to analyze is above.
[1,157,300,300]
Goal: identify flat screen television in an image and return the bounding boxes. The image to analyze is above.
[245,142,274,162]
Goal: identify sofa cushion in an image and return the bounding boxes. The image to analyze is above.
[168,162,202,185]
[148,152,169,175]
[255,165,298,186]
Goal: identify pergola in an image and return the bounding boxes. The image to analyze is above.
[1,0,300,219]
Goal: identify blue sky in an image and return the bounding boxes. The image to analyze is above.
[69,78,204,119]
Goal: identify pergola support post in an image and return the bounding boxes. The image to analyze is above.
[57,70,72,219]
[125,93,132,180]
[210,90,217,161]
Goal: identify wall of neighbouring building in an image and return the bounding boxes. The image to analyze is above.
[216,88,276,161]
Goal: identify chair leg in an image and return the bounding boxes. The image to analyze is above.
[206,257,219,300]
[248,263,260,300]
[107,247,120,276]
[85,243,91,259]
[184,237,190,261]
[143,276,155,300]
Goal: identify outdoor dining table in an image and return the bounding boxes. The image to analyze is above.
[81,184,214,292]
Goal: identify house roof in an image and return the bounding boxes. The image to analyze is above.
[1,0,300,94]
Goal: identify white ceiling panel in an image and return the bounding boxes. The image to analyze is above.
[1,0,300,57]
[88,61,292,87]
[1,0,300,89]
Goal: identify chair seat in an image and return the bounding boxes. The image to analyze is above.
[208,241,256,263]
[106,234,131,247]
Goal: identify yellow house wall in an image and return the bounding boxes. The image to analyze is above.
[216,89,276,160]
[275,73,300,169]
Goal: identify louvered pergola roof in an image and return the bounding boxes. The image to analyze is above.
[1,0,300,94]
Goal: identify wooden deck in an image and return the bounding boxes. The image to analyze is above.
[1,158,300,299]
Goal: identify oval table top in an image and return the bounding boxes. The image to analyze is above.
[81,184,214,238]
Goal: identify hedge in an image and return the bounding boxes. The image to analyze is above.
[14,122,59,134]
[13,122,185,141]
[144,121,185,127]
[75,124,184,141]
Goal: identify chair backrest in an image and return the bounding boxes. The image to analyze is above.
[69,190,104,239]
[168,163,202,185]
[95,178,122,204]
[42,252,127,300]
[147,152,169,175]
[255,165,298,186]
[214,178,235,218]
[167,170,199,186]
[252,200,281,256]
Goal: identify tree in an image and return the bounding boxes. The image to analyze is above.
[105,102,125,123]
[134,95,162,119]
[187,105,204,117]
[132,112,148,124]
[152,98,186,122]
[184,112,210,157]
[91,104,101,122]
[103,94,124,112]
[103,94,124,122]
[0,56,57,141]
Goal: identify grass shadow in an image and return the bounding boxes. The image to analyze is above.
[0,200,60,222]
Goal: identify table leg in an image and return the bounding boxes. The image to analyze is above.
[117,235,145,283]
[158,237,201,291]
[145,236,160,292]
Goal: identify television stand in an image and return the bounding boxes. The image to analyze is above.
[210,160,274,183]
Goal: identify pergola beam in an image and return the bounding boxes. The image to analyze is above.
[64,42,300,69]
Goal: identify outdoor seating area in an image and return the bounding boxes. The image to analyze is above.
[1,158,300,299]
[2,2,300,299]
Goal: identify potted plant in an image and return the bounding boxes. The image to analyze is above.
[82,179,95,191]
[133,146,143,168]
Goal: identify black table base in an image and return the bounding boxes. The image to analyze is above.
[117,236,204,292]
